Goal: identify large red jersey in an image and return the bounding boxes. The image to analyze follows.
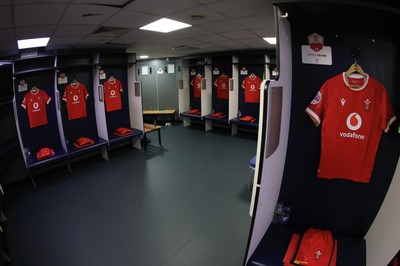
[214,74,230,100]
[305,73,396,183]
[242,74,262,103]
[104,78,123,112]
[62,82,89,120]
[21,88,51,128]
[190,74,203,98]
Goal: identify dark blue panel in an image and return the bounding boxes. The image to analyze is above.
[14,70,63,155]
[247,224,366,266]
[57,67,99,148]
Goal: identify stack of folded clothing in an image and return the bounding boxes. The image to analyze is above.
[73,137,95,149]
[283,227,337,266]
[186,109,201,115]
[36,147,55,161]
[240,115,257,123]
[210,112,225,118]
[114,127,133,137]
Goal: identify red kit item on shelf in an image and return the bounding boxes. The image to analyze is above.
[242,73,262,103]
[283,233,301,266]
[187,109,201,115]
[305,73,396,183]
[36,147,55,161]
[73,137,94,148]
[114,127,133,137]
[104,77,123,112]
[240,115,256,122]
[21,87,51,128]
[62,81,89,120]
[284,228,337,266]
[210,112,225,118]
[190,74,203,98]
[214,74,230,100]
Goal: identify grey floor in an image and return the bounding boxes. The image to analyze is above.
[3,123,257,266]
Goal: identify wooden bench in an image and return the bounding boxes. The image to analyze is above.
[143,109,176,123]
[142,123,162,149]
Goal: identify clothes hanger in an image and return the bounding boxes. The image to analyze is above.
[345,61,366,77]
[346,47,366,77]
[31,85,39,93]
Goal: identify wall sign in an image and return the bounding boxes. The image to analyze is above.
[301,32,332,65]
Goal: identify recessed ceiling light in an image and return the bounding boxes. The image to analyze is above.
[190,14,206,21]
[263,37,277,45]
[17,37,50,49]
[139,55,149,59]
[140,18,192,33]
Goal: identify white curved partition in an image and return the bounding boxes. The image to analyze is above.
[245,6,292,262]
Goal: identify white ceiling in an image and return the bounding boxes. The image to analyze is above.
[0,0,277,59]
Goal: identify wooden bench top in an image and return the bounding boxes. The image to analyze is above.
[143,123,162,133]
[143,109,176,115]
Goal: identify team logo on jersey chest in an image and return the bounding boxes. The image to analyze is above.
[364,98,371,110]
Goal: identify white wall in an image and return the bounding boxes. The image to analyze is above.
[245,6,292,261]
[365,156,400,266]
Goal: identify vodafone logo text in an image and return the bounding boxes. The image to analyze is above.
[339,112,365,140]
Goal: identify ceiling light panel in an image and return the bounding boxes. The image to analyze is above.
[17,37,50,49]
[140,18,192,33]
[263,37,276,44]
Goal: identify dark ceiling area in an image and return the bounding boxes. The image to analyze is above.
[273,0,400,37]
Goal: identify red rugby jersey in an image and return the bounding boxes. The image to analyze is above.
[190,74,203,98]
[214,74,230,100]
[21,88,51,128]
[62,82,89,120]
[104,78,123,112]
[305,73,396,183]
[242,74,262,103]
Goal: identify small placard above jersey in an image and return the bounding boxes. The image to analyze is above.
[302,45,332,65]
[302,32,332,65]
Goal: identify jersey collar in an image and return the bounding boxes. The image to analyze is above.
[342,72,369,91]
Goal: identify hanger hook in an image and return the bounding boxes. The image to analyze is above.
[350,46,361,64]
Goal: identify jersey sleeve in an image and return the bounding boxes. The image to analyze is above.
[305,85,326,126]
[381,87,396,133]
[118,80,123,92]
[257,77,262,90]
[82,85,89,99]
[62,86,68,102]
[21,95,27,109]
[43,90,51,104]
[214,76,220,88]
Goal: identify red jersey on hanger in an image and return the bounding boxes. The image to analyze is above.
[305,73,396,183]
[62,82,89,120]
[104,78,123,112]
[242,74,262,103]
[214,74,230,100]
[21,88,51,128]
[190,74,203,98]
